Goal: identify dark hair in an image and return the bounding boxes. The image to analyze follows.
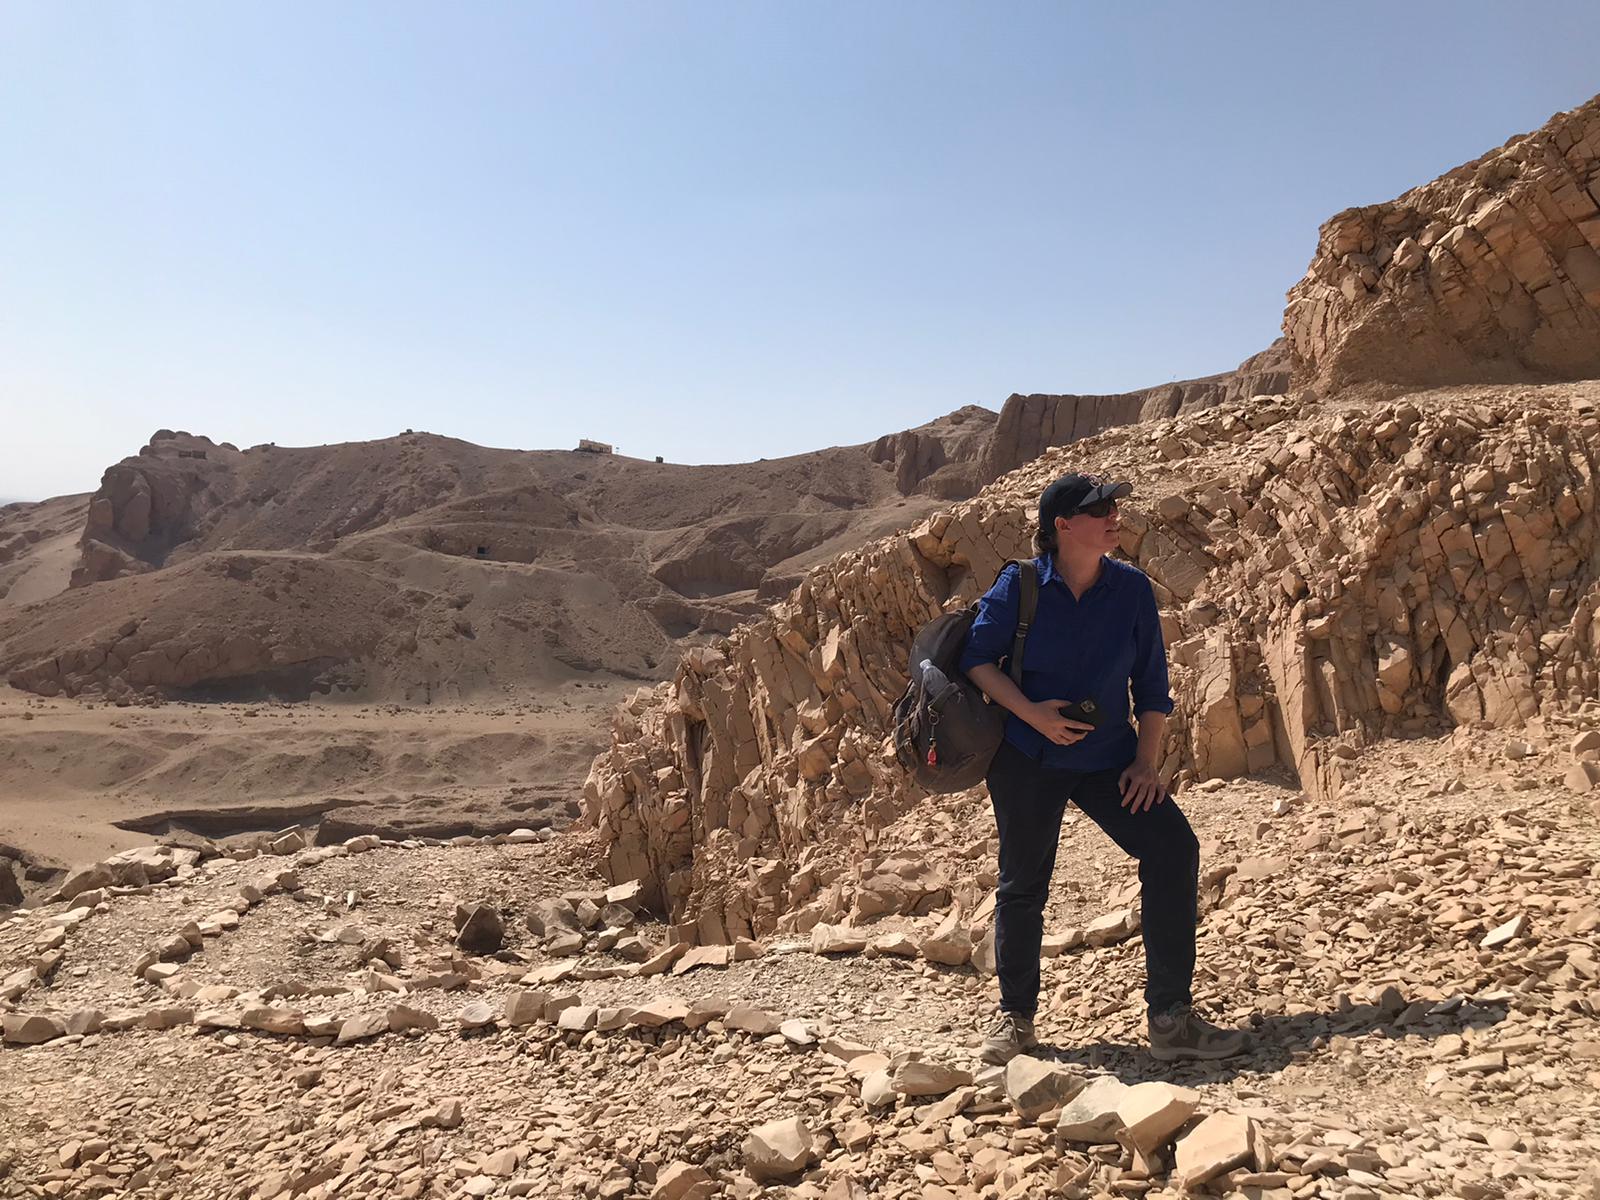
[1033,521,1056,556]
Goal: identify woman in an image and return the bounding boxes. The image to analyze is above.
[960,472,1252,1065]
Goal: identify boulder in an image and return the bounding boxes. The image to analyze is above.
[742,1115,814,1182]
[453,903,505,954]
[1175,1112,1260,1188]
[1057,1076,1131,1144]
[725,1005,781,1036]
[1004,1055,1086,1119]
[1115,1081,1200,1153]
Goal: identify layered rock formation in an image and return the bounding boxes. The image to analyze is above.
[1286,93,1600,392]
[584,382,1600,936]
[978,341,1290,480]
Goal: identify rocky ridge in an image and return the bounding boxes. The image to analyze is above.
[978,341,1291,481]
[1286,93,1600,393]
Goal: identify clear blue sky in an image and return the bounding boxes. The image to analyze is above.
[4,3,1598,500]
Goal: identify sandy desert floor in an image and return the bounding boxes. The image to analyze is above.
[0,682,632,877]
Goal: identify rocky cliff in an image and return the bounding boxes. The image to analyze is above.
[584,381,1600,936]
[978,341,1290,480]
[1286,93,1600,392]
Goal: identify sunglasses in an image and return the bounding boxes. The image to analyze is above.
[1074,499,1119,519]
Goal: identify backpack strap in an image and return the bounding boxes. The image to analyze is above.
[1007,560,1038,687]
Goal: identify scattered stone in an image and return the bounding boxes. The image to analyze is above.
[1175,1112,1259,1188]
[743,1115,814,1182]
[890,1059,973,1097]
[1115,1081,1200,1153]
[454,903,505,954]
[1005,1055,1086,1119]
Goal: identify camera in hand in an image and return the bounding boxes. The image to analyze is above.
[1057,699,1101,728]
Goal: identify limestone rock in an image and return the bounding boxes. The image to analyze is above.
[652,1162,714,1200]
[1286,94,1600,391]
[387,1004,439,1033]
[454,903,505,954]
[918,910,972,966]
[1004,1055,1086,1119]
[809,923,868,955]
[1056,1075,1131,1143]
[1115,1081,1200,1153]
[527,898,580,937]
[457,1001,496,1031]
[1175,1112,1261,1188]
[2,1012,66,1045]
[505,989,550,1026]
[742,1115,814,1182]
[724,1004,780,1035]
[336,1012,388,1044]
[890,1059,973,1097]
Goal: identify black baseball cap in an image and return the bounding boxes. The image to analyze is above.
[1038,473,1133,528]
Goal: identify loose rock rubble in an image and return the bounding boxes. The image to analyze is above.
[3,732,1597,1197]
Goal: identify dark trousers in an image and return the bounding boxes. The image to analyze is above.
[986,739,1199,1017]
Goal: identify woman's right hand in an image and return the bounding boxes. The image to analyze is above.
[1024,700,1096,746]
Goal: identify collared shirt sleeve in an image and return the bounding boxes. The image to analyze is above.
[1130,577,1175,716]
[958,564,1020,676]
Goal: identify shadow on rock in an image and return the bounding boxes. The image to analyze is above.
[1032,997,1511,1085]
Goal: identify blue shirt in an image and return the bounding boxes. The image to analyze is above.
[958,554,1174,770]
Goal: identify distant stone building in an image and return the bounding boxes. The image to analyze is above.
[575,439,613,455]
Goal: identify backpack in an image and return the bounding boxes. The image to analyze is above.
[891,560,1039,793]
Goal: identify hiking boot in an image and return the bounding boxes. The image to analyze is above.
[1148,1004,1253,1062]
[979,1010,1038,1065]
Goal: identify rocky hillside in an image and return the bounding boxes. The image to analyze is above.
[1286,93,1600,392]
[583,380,1600,934]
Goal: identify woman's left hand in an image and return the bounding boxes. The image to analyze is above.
[1118,758,1166,814]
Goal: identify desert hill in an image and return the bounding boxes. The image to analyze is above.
[0,348,1293,713]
